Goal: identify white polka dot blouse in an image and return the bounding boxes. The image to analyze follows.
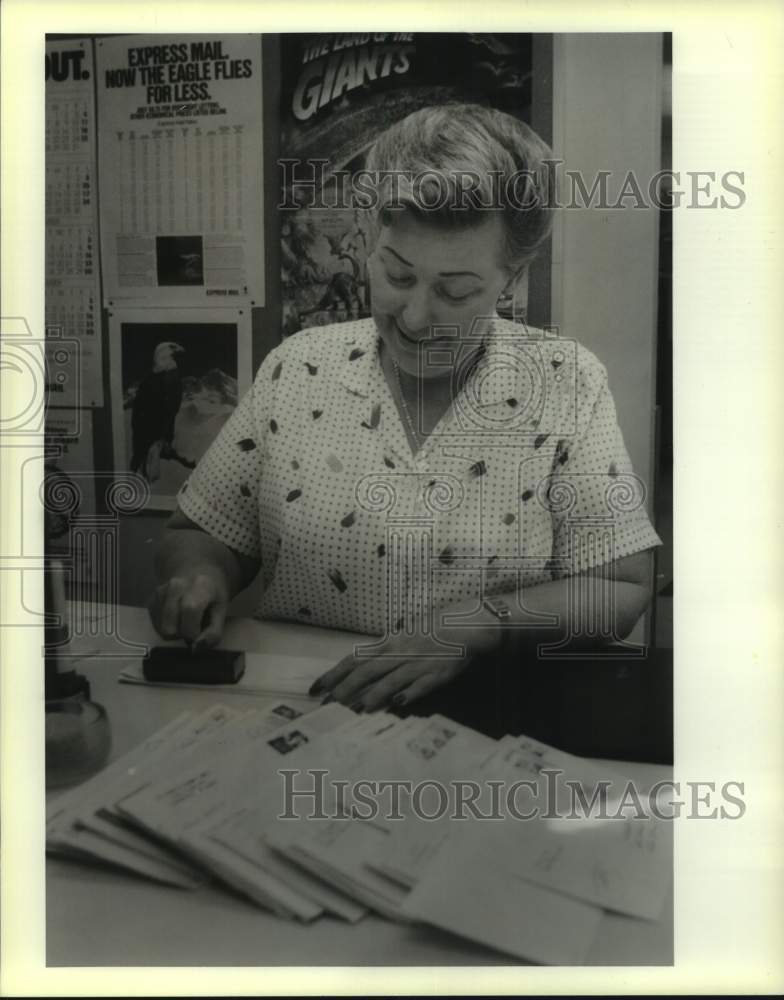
[178,317,662,636]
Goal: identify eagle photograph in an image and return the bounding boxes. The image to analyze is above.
[121,322,239,497]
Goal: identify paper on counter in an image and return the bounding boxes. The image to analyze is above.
[195,712,417,921]
[116,703,357,920]
[268,818,410,921]
[180,828,323,922]
[184,820,366,924]
[47,710,208,883]
[369,747,671,921]
[49,821,204,889]
[117,703,354,844]
[400,836,603,965]
[481,812,670,921]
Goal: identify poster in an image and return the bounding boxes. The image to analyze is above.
[279,33,536,336]
[96,34,264,307]
[109,307,251,509]
[45,37,103,407]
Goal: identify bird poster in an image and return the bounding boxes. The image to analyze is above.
[95,34,265,308]
[109,308,251,509]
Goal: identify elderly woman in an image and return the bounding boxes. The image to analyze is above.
[150,103,661,715]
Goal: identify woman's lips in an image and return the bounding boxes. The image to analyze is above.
[394,321,454,348]
[395,321,422,345]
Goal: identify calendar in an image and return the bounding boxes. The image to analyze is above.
[45,38,103,408]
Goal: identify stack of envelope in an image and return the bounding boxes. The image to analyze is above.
[47,700,671,964]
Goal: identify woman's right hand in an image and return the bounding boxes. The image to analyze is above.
[148,568,230,649]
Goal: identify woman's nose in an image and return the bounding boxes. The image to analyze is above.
[399,286,433,333]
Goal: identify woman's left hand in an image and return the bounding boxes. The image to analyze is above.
[308,626,499,711]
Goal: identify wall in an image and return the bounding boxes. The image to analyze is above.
[550,33,663,495]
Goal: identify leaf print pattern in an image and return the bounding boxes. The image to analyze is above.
[361,403,381,429]
[177,316,662,637]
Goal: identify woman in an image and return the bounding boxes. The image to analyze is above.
[149,104,661,714]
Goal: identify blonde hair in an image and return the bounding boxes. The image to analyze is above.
[364,103,556,275]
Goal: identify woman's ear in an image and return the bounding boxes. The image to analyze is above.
[503,265,527,296]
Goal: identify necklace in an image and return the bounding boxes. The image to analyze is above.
[392,360,421,444]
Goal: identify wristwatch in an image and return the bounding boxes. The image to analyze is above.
[482,597,512,622]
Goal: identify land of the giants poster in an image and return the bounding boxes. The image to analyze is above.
[279,33,536,337]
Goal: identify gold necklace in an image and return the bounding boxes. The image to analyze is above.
[392,360,421,444]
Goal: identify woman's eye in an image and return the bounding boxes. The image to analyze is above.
[385,272,413,287]
[439,287,479,303]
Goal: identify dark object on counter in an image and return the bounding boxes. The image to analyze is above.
[142,646,246,685]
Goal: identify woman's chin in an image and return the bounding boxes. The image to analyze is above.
[376,316,455,380]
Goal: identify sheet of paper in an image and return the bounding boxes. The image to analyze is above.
[401,837,603,965]
[49,825,204,889]
[268,822,410,921]
[370,739,671,921]
[117,703,357,920]
[85,703,244,824]
[262,714,498,919]
[183,824,365,923]
[117,703,355,844]
[181,830,323,922]
[47,707,242,881]
[469,811,671,921]
[193,712,415,921]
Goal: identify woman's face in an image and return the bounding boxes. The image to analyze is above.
[368,211,513,381]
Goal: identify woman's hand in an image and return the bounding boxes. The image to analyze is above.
[148,568,230,649]
[309,625,499,712]
[149,508,261,649]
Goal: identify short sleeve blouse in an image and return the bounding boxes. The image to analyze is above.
[178,317,661,636]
